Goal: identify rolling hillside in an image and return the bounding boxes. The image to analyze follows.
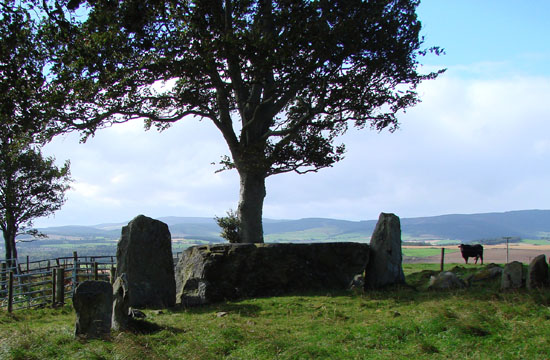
[23,209,550,244]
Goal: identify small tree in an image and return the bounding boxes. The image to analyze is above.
[215,210,241,243]
[0,1,72,267]
[0,135,71,266]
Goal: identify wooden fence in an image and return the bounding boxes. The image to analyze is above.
[0,252,116,312]
[1,251,184,312]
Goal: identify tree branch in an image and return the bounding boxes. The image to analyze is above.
[222,0,249,121]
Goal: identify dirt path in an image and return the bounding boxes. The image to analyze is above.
[403,244,550,264]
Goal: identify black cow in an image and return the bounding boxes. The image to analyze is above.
[458,244,483,264]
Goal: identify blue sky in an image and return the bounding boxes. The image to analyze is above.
[418,1,550,76]
[35,1,550,227]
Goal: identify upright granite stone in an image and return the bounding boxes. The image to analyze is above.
[73,281,112,339]
[527,254,549,289]
[112,273,130,331]
[364,213,405,289]
[501,261,524,290]
[175,242,369,306]
[117,215,176,308]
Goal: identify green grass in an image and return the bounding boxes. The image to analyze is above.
[433,239,461,245]
[1,264,550,359]
[521,239,550,245]
[402,248,459,257]
[401,235,457,243]
[264,228,370,243]
[43,243,112,249]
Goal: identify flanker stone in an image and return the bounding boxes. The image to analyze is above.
[364,213,405,289]
[116,215,176,308]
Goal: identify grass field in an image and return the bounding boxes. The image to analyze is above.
[402,247,459,257]
[521,239,550,245]
[1,263,549,359]
[264,229,369,243]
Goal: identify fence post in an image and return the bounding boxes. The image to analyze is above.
[504,236,511,263]
[51,268,57,306]
[7,271,14,313]
[26,256,30,273]
[27,272,31,309]
[440,248,445,272]
[72,251,78,291]
[93,262,99,281]
[56,266,65,306]
[110,266,116,284]
[1,262,5,293]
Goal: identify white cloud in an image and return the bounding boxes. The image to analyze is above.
[70,182,101,198]
[34,70,550,227]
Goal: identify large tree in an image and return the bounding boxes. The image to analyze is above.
[0,1,72,265]
[43,0,442,243]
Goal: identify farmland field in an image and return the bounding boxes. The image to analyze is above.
[404,244,550,264]
[402,247,458,258]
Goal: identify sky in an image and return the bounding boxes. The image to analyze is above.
[34,1,550,227]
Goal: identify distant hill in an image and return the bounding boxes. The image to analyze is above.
[400,210,550,241]
[26,209,550,244]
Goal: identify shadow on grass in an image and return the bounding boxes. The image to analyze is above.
[126,318,187,335]
[172,302,263,317]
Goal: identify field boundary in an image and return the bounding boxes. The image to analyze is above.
[0,251,183,312]
[0,252,115,312]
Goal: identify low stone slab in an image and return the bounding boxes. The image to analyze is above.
[428,272,466,290]
[73,281,112,339]
[466,264,502,284]
[501,261,524,290]
[175,242,369,306]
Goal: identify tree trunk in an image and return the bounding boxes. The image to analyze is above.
[237,171,266,243]
[10,235,17,267]
[4,232,12,267]
[2,229,16,269]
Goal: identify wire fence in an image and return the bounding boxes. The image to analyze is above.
[1,251,183,312]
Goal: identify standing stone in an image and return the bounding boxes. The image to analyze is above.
[364,213,405,289]
[501,261,524,290]
[117,215,176,308]
[73,281,112,339]
[112,273,130,331]
[527,254,549,289]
